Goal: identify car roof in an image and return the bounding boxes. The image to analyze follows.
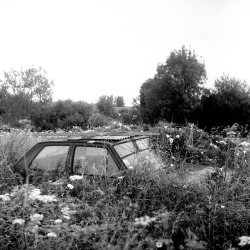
[35,131,159,145]
[67,134,149,144]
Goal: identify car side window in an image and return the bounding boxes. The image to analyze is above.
[73,146,118,175]
[30,146,70,170]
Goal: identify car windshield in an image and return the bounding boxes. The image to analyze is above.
[114,138,163,169]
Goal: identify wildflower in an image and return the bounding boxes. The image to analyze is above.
[30,213,44,222]
[12,218,25,225]
[134,215,156,226]
[54,219,62,224]
[128,166,134,170]
[47,232,57,238]
[169,138,174,144]
[240,141,250,147]
[218,140,226,145]
[176,135,180,138]
[28,189,57,203]
[221,205,225,209]
[156,240,164,248]
[67,184,74,190]
[0,193,10,202]
[64,215,70,220]
[118,176,124,180]
[239,236,250,246]
[166,134,170,138]
[183,185,187,190]
[209,143,218,149]
[69,175,83,181]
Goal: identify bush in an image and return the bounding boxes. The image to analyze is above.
[88,113,111,128]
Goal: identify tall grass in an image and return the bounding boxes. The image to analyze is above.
[0,129,250,249]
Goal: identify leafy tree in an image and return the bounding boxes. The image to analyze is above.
[96,95,115,117]
[114,96,125,107]
[140,46,207,124]
[3,67,53,103]
[199,75,250,130]
[0,67,54,126]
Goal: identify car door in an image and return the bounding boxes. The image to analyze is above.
[72,143,120,176]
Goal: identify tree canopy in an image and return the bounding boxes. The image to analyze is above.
[198,74,250,130]
[0,67,54,125]
[140,46,207,124]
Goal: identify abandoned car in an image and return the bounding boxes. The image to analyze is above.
[13,133,163,178]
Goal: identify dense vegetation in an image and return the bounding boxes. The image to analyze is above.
[1,124,250,249]
[139,46,250,131]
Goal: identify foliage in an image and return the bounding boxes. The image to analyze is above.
[118,108,140,125]
[139,46,207,124]
[199,75,250,131]
[2,124,250,249]
[114,96,125,107]
[31,100,94,131]
[0,67,54,126]
[88,113,111,127]
[96,95,115,117]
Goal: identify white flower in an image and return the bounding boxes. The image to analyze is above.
[47,232,57,238]
[169,138,174,144]
[0,193,10,202]
[128,166,134,170]
[240,141,250,147]
[156,240,163,248]
[176,135,180,138]
[63,215,70,220]
[12,218,25,225]
[221,205,225,208]
[30,213,44,222]
[54,219,62,224]
[69,175,83,181]
[67,184,74,190]
[218,140,226,145]
[118,176,124,180]
[28,188,57,203]
[239,236,250,246]
[134,215,156,226]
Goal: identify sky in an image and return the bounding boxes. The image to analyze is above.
[0,0,250,106]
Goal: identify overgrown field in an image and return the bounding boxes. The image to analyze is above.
[1,124,250,250]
